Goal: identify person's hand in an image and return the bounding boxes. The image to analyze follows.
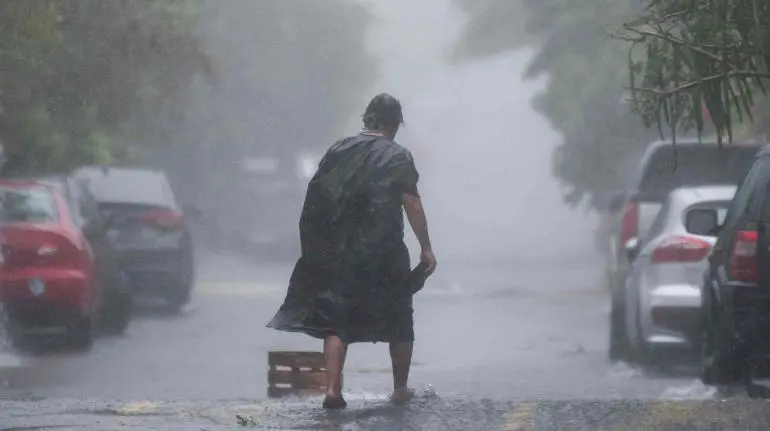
[420,249,437,276]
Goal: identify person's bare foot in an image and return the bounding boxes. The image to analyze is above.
[322,394,347,409]
[390,388,414,405]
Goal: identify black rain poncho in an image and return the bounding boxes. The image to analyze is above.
[266,133,420,344]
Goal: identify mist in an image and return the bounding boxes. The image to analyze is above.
[356,0,599,265]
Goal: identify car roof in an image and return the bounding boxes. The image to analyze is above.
[72,166,176,207]
[668,185,738,205]
[647,137,762,148]
[755,144,770,158]
[0,178,54,190]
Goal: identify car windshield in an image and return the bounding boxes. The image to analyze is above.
[75,168,176,207]
[0,186,59,223]
[638,145,759,199]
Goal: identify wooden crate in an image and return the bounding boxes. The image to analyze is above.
[267,351,328,398]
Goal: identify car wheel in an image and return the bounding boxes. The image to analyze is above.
[609,289,631,362]
[101,272,132,335]
[102,290,132,335]
[630,302,654,368]
[69,316,94,352]
[700,300,738,385]
[1,314,28,350]
[165,283,191,312]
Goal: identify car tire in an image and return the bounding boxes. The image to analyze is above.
[69,316,94,352]
[629,302,654,368]
[102,291,132,335]
[609,289,631,362]
[165,283,191,312]
[700,295,741,385]
[101,271,132,335]
[1,314,28,351]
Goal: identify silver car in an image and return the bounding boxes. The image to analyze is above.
[623,185,737,364]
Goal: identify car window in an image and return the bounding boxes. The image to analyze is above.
[75,181,103,226]
[637,145,758,200]
[0,186,59,223]
[722,158,767,231]
[67,179,86,227]
[639,198,670,253]
[685,201,731,235]
[759,180,770,222]
[75,168,177,208]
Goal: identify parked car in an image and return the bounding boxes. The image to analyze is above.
[622,185,736,366]
[606,139,761,361]
[700,146,770,385]
[34,175,132,335]
[210,153,319,259]
[73,166,196,311]
[0,177,129,351]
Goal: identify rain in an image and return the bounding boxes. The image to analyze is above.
[2,0,770,430]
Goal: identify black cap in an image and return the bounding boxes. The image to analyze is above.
[363,93,404,128]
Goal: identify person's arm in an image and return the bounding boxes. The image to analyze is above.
[393,149,437,273]
[404,193,437,274]
[403,193,432,251]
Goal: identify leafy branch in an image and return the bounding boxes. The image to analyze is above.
[614,0,770,144]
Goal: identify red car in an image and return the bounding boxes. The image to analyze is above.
[0,180,107,350]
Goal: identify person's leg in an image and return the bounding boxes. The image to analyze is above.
[389,341,413,403]
[323,334,348,408]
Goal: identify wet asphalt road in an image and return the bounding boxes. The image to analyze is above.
[1,250,770,429]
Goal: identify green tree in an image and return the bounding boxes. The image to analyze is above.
[620,0,770,142]
[0,0,207,175]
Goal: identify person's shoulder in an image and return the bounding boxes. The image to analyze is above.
[326,135,358,153]
[377,139,413,159]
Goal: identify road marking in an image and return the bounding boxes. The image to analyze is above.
[116,401,161,415]
[195,281,281,296]
[501,402,537,431]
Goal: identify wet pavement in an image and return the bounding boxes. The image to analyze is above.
[2,250,770,429]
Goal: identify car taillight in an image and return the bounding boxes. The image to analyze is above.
[2,241,83,268]
[650,235,711,264]
[620,201,639,244]
[729,230,758,282]
[137,209,184,229]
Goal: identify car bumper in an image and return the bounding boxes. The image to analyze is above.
[0,268,92,330]
[641,283,700,347]
[117,248,193,293]
[716,283,770,377]
[718,283,770,336]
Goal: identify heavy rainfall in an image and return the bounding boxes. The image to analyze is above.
[1,0,770,430]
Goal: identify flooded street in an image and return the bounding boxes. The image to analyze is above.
[2,1,769,430]
[4,251,762,429]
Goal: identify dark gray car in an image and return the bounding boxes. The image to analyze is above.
[73,166,196,311]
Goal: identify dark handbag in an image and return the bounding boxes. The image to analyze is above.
[407,262,431,295]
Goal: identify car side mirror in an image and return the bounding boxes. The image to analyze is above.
[624,237,640,262]
[686,208,719,236]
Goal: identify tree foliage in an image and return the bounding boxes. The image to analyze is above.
[0,0,208,175]
[455,0,658,207]
[451,0,535,60]
[619,0,770,142]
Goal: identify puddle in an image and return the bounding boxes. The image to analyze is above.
[607,362,643,378]
[659,381,717,400]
